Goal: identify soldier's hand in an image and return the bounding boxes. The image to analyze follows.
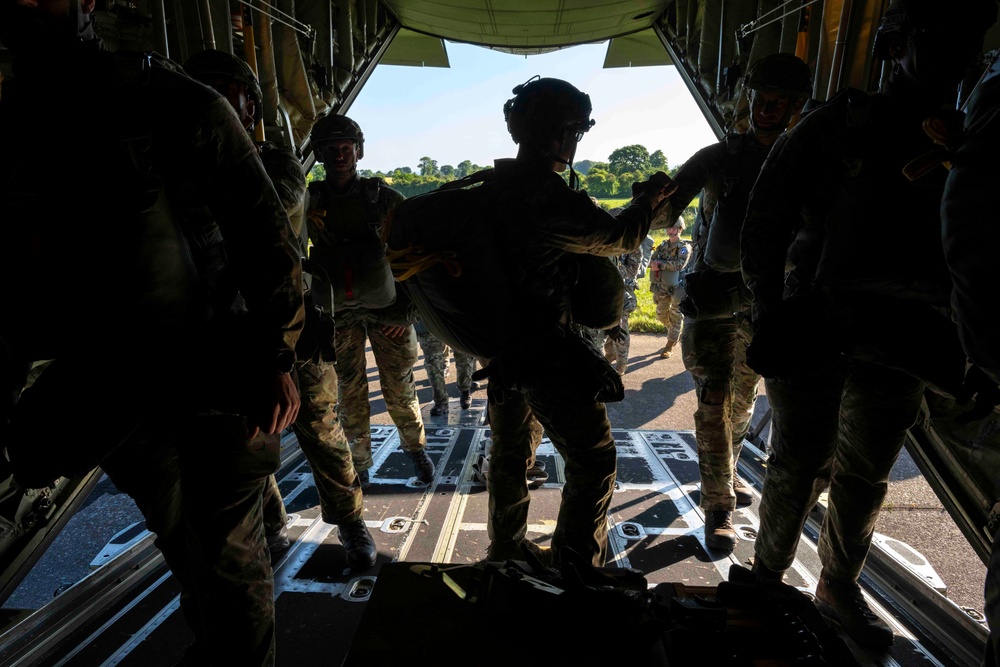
[381,324,408,339]
[248,372,301,440]
[605,325,627,343]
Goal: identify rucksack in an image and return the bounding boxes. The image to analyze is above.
[306,177,397,312]
[385,169,513,359]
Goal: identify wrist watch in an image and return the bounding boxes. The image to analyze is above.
[275,349,297,374]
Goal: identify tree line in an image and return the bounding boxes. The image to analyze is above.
[309,144,681,200]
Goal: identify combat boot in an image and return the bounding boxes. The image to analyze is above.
[704,510,737,551]
[407,449,435,484]
[338,519,377,571]
[430,402,447,416]
[460,390,471,409]
[751,556,785,584]
[265,523,290,563]
[659,339,677,358]
[815,570,894,648]
[733,476,753,507]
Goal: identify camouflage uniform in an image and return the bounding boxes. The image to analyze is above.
[661,134,772,511]
[1,43,303,667]
[650,238,690,343]
[416,321,476,407]
[292,360,363,523]
[305,176,427,473]
[482,159,656,566]
[741,89,950,583]
[941,63,1000,666]
[335,309,426,472]
[603,241,651,375]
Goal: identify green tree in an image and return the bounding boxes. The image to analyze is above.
[584,167,618,198]
[649,150,667,169]
[574,159,594,175]
[440,164,455,177]
[418,156,439,177]
[608,144,650,175]
[456,160,473,178]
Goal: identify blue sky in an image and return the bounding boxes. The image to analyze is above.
[347,41,718,174]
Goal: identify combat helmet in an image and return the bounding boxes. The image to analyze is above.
[183,49,263,125]
[872,0,998,60]
[310,114,365,159]
[503,76,596,147]
[745,53,812,98]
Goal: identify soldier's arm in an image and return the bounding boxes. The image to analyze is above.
[649,143,720,230]
[663,245,690,272]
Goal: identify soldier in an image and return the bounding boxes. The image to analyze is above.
[740,0,995,649]
[306,115,435,488]
[941,55,1000,667]
[476,77,673,565]
[655,53,811,551]
[0,2,304,665]
[183,48,307,561]
[416,319,477,415]
[603,229,653,376]
[649,219,691,358]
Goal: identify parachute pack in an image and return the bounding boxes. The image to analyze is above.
[385,169,512,360]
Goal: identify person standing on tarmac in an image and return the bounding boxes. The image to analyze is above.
[649,219,691,358]
[182,48,306,562]
[0,3,304,665]
[306,115,435,489]
[416,319,477,415]
[477,77,673,566]
[651,54,811,552]
[740,0,996,650]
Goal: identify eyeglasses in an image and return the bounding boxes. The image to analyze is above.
[563,119,596,142]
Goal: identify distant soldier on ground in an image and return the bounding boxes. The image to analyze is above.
[416,319,477,414]
[603,227,653,375]
[305,114,435,489]
[741,0,996,649]
[649,219,690,358]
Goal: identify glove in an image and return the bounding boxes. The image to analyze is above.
[472,363,513,406]
[955,364,1000,424]
[605,325,627,344]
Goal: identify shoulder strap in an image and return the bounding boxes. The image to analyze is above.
[364,177,383,231]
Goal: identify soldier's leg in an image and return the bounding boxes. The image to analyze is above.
[368,324,426,452]
[683,316,738,511]
[177,415,278,667]
[819,362,923,582]
[333,322,374,472]
[754,369,845,574]
[486,388,539,559]
[666,297,684,345]
[454,350,475,392]
[260,474,287,539]
[730,315,762,450]
[293,360,363,524]
[653,292,670,328]
[416,331,448,408]
[527,390,616,567]
[615,314,632,374]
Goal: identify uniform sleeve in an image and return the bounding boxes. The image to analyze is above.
[663,244,690,272]
[943,83,1000,383]
[650,143,720,230]
[197,97,304,358]
[740,112,833,323]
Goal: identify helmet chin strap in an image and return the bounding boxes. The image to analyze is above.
[542,145,581,190]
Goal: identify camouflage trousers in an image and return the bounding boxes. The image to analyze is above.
[653,288,684,343]
[680,313,760,511]
[486,383,616,567]
[101,415,279,667]
[416,331,476,406]
[604,293,638,374]
[289,360,364,524]
[755,360,923,582]
[334,320,426,472]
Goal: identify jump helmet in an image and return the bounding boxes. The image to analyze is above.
[503,77,596,146]
[744,53,812,98]
[183,49,263,125]
[310,114,365,159]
